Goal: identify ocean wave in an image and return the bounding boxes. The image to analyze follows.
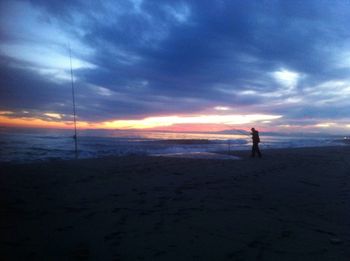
[152,139,212,145]
[0,129,346,164]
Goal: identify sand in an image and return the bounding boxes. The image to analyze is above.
[1,146,350,260]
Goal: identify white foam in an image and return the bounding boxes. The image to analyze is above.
[151,152,241,160]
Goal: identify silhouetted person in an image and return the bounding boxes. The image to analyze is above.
[251,128,262,158]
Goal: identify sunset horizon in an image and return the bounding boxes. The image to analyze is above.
[1,110,349,134]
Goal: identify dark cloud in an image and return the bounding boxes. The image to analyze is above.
[1,0,350,128]
[0,56,71,113]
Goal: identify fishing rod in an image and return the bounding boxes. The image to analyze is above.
[69,44,78,159]
[236,129,252,138]
[226,129,251,152]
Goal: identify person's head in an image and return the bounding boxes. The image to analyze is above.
[251,127,255,131]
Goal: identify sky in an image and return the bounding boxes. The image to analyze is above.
[1,0,350,133]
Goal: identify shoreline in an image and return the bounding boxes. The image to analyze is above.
[1,144,348,166]
[1,146,350,260]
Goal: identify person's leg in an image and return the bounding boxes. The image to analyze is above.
[252,143,257,158]
[251,144,256,157]
[257,145,262,158]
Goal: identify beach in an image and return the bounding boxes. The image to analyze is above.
[1,146,350,260]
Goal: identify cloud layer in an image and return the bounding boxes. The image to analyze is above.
[1,0,350,132]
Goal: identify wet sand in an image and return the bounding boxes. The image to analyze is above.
[1,146,350,260]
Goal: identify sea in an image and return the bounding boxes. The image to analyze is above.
[0,127,347,164]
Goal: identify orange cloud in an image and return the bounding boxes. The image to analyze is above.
[0,116,90,129]
[0,113,282,130]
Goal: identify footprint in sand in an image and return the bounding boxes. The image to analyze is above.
[83,211,97,218]
[104,231,123,244]
[63,207,88,213]
[56,225,74,232]
[329,237,343,245]
[280,230,292,238]
[70,243,90,260]
[153,250,167,257]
